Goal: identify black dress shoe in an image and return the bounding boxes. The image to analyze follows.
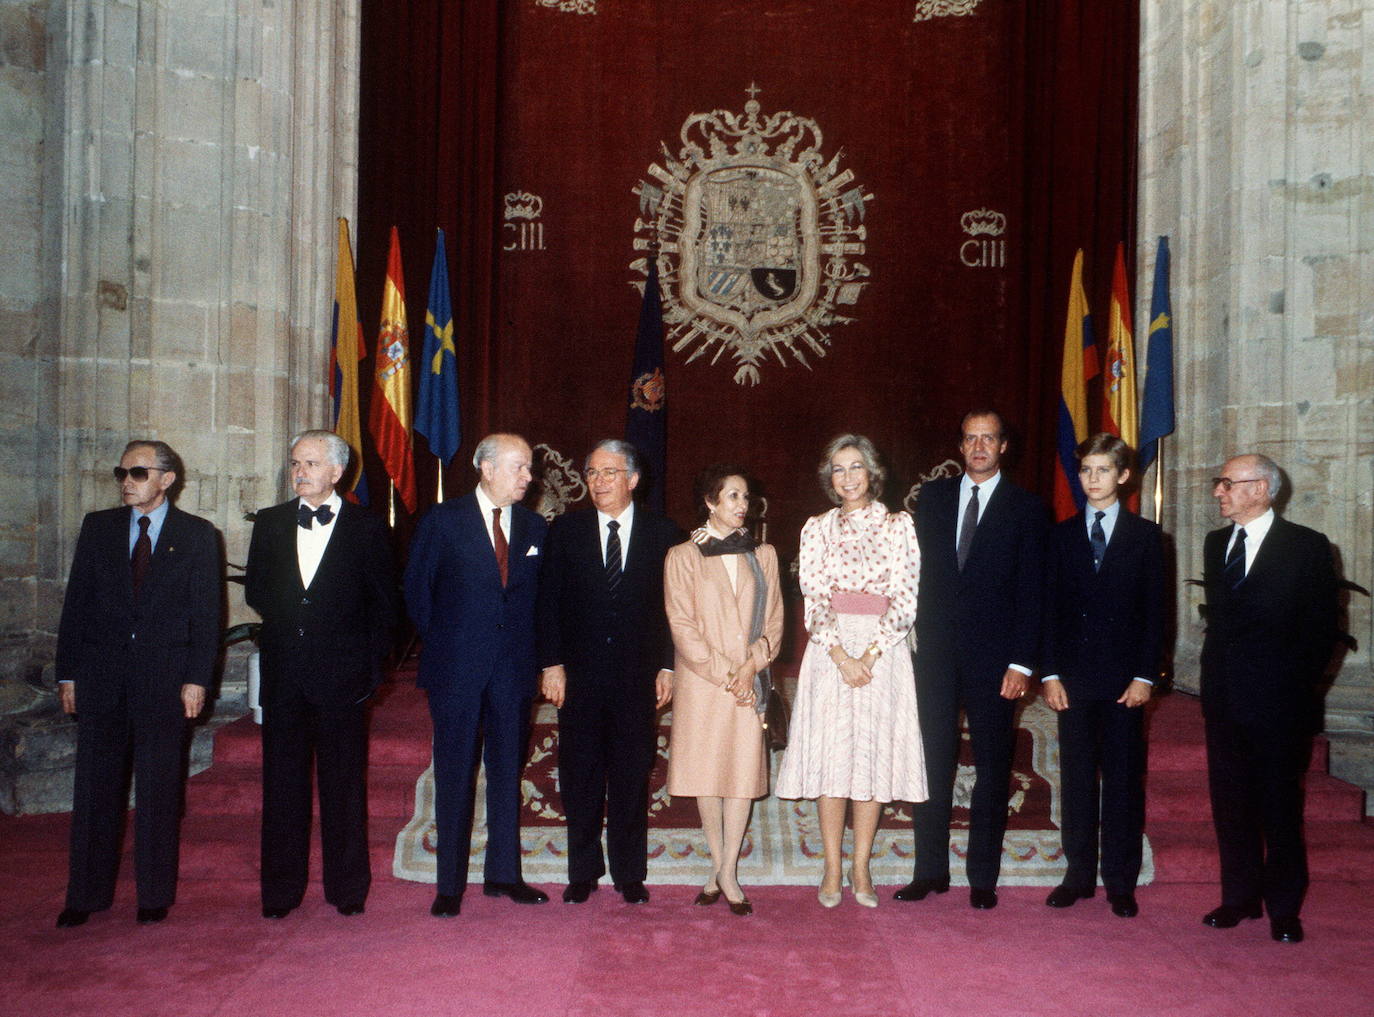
[1270,916,1304,943]
[430,893,462,917]
[482,881,549,904]
[615,881,649,904]
[136,906,168,924]
[893,877,951,902]
[1108,893,1138,918]
[1045,885,1095,908]
[56,908,90,928]
[1202,902,1262,928]
[969,888,998,910]
[261,906,293,920]
[562,881,597,903]
[336,904,365,917]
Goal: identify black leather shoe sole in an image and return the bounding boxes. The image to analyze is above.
[1270,917,1303,943]
[261,906,293,920]
[136,907,168,924]
[483,882,549,904]
[336,904,365,917]
[562,881,596,903]
[1045,885,1095,908]
[1202,903,1263,928]
[431,894,462,917]
[615,882,650,904]
[893,877,952,902]
[1108,893,1139,918]
[56,908,90,928]
[969,888,998,910]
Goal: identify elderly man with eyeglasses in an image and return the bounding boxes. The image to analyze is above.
[54,440,221,928]
[1199,453,1339,944]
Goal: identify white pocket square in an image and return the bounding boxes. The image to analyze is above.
[525,546,539,556]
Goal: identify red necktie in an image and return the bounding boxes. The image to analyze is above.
[492,507,509,587]
[131,515,152,593]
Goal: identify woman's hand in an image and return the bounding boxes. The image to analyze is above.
[837,655,873,688]
[725,657,758,698]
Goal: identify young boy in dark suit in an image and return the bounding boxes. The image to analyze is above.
[1041,434,1165,918]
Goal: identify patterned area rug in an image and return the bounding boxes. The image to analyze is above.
[393,698,1154,887]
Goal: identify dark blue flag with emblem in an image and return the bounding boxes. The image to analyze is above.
[1138,236,1175,474]
[416,228,460,470]
[625,255,667,512]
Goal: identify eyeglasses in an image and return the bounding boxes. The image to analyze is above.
[584,468,628,481]
[1211,477,1263,492]
[114,466,168,482]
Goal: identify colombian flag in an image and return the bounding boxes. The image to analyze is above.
[369,226,417,514]
[1053,249,1099,521]
[1102,242,1138,447]
[329,218,368,505]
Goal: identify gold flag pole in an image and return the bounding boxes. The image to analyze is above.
[436,457,445,503]
[1152,439,1164,524]
[388,480,396,528]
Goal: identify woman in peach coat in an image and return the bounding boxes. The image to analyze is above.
[665,465,783,915]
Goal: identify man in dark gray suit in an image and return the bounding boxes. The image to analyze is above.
[898,410,1048,910]
[55,440,221,927]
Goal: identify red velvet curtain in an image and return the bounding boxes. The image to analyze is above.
[357,0,1137,554]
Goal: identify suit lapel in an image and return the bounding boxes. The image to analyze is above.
[137,505,183,601]
[305,500,351,593]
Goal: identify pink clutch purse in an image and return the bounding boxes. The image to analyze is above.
[830,590,889,616]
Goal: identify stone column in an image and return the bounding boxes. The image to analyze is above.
[1138,0,1372,735]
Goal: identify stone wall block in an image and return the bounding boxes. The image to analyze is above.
[149,298,210,360]
[0,3,46,72]
[151,206,220,304]
[166,11,228,78]
[160,138,224,209]
[157,71,224,146]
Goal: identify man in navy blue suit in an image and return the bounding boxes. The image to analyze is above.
[537,439,680,905]
[899,409,1048,910]
[1041,434,1164,919]
[1199,453,1338,944]
[404,432,549,917]
[54,440,221,928]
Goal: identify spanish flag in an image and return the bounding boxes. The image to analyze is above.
[369,226,417,514]
[1053,249,1099,520]
[1102,242,1138,447]
[329,218,368,505]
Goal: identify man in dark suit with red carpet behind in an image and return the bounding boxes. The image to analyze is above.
[55,439,221,928]
[246,429,398,920]
[1199,452,1339,944]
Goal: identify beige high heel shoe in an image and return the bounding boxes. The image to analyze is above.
[848,868,878,908]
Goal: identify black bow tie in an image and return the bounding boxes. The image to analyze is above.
[697,529,757,557]
[297,502,335,530]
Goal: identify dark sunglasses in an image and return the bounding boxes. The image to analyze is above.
[113,466,169,482]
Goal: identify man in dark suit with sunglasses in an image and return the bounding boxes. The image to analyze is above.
[1200,453,1338,944]
[54,440,221,928]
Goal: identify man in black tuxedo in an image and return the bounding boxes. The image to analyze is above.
[537,439,680,905]
[404,433,549,917]
[245,429,397,919]
[899,409,1048,909]
[55,440,221,927]
[1199,453,1338,944]
[1041,434,1164,918]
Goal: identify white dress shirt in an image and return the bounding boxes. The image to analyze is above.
[1225,507,1274,575]
[474,483,504,550]
[597,501,635,566]
[296,491,342,589]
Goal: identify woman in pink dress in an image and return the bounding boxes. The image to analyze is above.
[776,435,926,907]
[665,465,784,915]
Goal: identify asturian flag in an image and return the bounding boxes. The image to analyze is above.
[329,218,368,505]
[1138,236,1175,474]
[369,226,417,514]
[1053,249,1099,521]
[416,228,460,470]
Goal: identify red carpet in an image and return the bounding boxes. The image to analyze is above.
[3,679,1372,1017]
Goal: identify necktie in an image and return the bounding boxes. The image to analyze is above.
[492,507,509,587]
[297,502,335,530]
[1090,510,1107,572]
[131,515,152,593]
[605,519,623,595]
[1224,526,1247,588]
[957,484,980,571]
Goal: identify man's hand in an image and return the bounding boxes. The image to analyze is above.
[654,670,673,708]
[181,684,206,719]
[541,665,567,709]
[999,668,1029,700]
[1117,679,1153,709]
[59,682,76,715]
[1042,678,1069,711]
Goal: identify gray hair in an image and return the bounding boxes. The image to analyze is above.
[1240,452,1283,502]
[123,439,181,476]
[472,432,529,470]
[584,438,640,476]
[818,433,886,504]
[290,429,351,469]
